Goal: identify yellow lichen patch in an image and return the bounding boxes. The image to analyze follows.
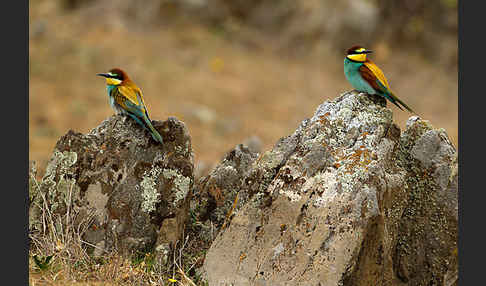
[330,145,373,176]
[318,112,331,126]
[239,252,247,262]
[359,131,369,140]
[344,148,372,173]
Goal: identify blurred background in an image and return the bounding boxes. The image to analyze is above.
[29,0,457,178]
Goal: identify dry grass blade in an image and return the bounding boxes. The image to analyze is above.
[221,193,239,230]
[177,265,197,286]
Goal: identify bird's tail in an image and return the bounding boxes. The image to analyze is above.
[143,116,164,144]
[386,92,415,114]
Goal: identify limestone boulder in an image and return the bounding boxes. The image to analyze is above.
[203,91,458,286]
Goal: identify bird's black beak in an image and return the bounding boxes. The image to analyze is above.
[363,50,373,54]
[97,73,110,78]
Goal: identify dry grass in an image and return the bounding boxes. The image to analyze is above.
[29,164,203,285]
[29,246,201,285]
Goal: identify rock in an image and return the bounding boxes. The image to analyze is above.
[193,143,259,231]
[203,91,458,286]
[29,115,194,259]
[172,142,260,280]
[29,89,457,285]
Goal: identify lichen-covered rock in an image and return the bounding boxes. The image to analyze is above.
[192,143,260,246]
[29,115,194,258]
[203,91,458,286]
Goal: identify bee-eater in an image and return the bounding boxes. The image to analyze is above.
[97,68,164,144]
[344,45,414,113]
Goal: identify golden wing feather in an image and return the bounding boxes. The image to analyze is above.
[118,85,141,107]
[112,89,128,109]
[363,60,390,90]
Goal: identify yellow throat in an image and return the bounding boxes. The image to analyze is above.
[347,53,367,62]
[105,78,122,86]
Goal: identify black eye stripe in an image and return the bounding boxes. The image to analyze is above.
[109,73,122,80]
[347,50,364,55]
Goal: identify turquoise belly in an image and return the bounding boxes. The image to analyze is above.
[344,58,376,95]
[107,85,116,108]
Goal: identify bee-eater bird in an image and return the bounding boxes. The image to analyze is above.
[344,45,414,113]
[97,68,164,144]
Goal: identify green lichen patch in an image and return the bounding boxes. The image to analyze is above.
[140,166,163,213]
[42,151,78,205]
[258,150,284,171]
[162,168,192,206]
